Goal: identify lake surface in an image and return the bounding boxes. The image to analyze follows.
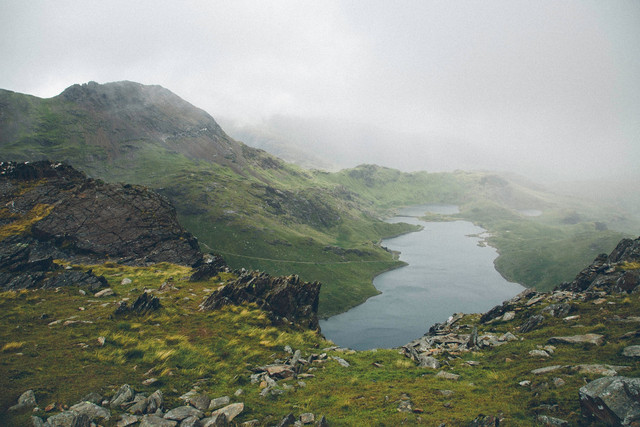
[319,205,523,350]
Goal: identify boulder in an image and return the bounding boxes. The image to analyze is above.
[163,406,203,421]
[199,271,320,330]
[548,334,604,346]
[208,396,230,411]
[110,384,135,408]
[9,389,37,411]
[210,403,244,423]
[579,376,640,425]
[68,401,111,420]
[139,415,178,427]
[189,393,211,411]
[519,314,544,333]
[201,413,227,426]
[114,291,161,315]
[622,345,640,358]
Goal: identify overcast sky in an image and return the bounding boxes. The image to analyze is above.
[1,1,639,182]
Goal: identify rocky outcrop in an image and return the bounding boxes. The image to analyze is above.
[579,376,640,425]
[199,271,321,330]
[0,161,204,289]
[557,237,640,294]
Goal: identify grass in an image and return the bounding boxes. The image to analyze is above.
[1,260,639,426]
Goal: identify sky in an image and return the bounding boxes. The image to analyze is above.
[1,0,639,182]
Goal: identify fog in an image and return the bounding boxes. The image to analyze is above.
[1,0,639,183]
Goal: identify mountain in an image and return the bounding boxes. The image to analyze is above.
[0,167,638,425]
[0,81,635,315]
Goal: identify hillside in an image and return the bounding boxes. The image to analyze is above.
[1,82,636,315]
[0,162,638,426]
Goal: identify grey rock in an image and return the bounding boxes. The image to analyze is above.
[500,332,518,342]
[140,414,178,427]
[94,288,114,297]
[622,345,640,358]
[164,406,203,421]
[332,356,350,367]
[572,364,630,377]
[211,403,243,423]
[110,384,135,408]
[529,349,550,358]
[300,413,314,424]
[79,392,102,405]
[69,401,111,420]
[531,365,567,375]
[180,415,202,427]
[147,390,163,414]
[201,413,227,427]
[501,311,516,321]
[31,416,45,427]
[417,354,440,369]
[436,371,460,381]
[537,415,569,426]
[70,413,90,427]
[208,396,230,411]
[548,333,604,346]
[579,376,640,425]
[240,420,260,426]
[117,414,141,427]
[519,314,544,333]
[277,413,296,427]
[317,415,328,427]
[9,389,37,411]
[189,393,211,411]
[541,303,571,318]
[44,411,78,427]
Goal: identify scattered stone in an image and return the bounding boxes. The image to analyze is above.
[470,414,503,426]
[548,333,604,346]
[95,288,114,297]
[97,336,106,346]
[110,384,135,408]
[9,389,37,411]
[529,349,550,358]
[139,414,178,427]
[519,314,544,333]
[189,393,210,411]
[164,405,203,421]
[501,311,516,321]
[537,414,569,426]
[45,403,56,412]
[531,365,566,375]
[500,332,518,342]
[572,364,630,377]
[300,413,314,424]
[31,416,45,427]
[121,278,132,285]
[563,315,580,321]
[201,413,227,427]
[317,415,329,427]
[436,371,460,381]
[241,420,260,427]
[519,381,531,387]
[277,413,296,426]
[332,356,350,367]
[622,345,640,358]
[284,345,293,354]
[69,401,111,420]
[143,378,158,386]
[208,396,230,411]
[114,291,161,315]
[210,403,244,423]
[234,389,244,397]
[43,411,79,427]
[416,354,440,369]
[180,415,202,427]
[541,303,572,318]
[579,376,640,425]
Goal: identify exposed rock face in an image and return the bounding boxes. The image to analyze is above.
[199,271,321,330]
[0,161,204,289]
[557,237,640,294]
[579,376,640,425]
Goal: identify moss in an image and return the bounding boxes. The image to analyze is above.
[0,203,54,241]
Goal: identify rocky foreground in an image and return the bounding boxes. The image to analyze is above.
[1,161,639,425]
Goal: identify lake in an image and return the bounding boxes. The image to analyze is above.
[319,204,523,350]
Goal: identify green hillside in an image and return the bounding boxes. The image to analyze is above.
[1,82,636,315]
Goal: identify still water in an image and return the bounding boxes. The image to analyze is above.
[319,205,523,350]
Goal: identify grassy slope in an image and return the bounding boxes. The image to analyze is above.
[2,87,638,312]
[2,261,639,426]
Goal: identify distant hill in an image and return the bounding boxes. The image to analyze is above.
[0,81,634,314]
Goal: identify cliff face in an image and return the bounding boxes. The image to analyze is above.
[0,161,203,290]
